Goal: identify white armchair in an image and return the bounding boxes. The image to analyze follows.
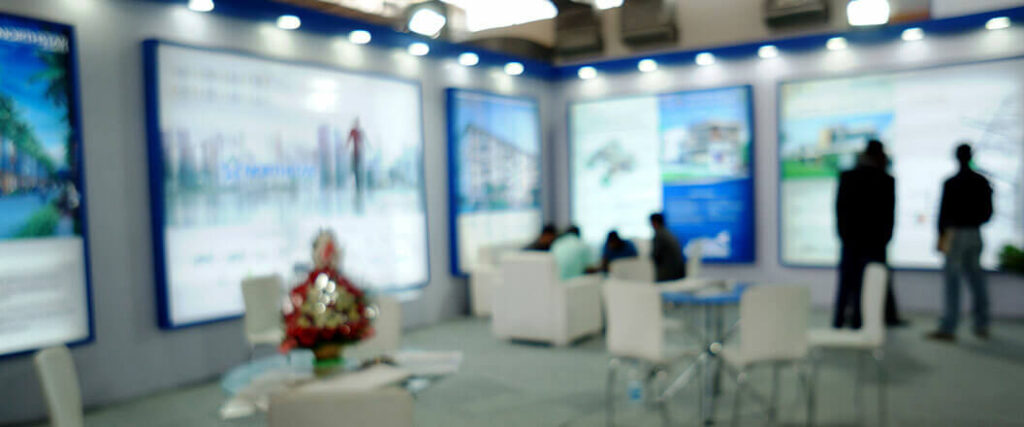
[491,251,603,346]
[468,243,522,317]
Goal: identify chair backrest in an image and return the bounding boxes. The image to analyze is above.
[493,251,559,335]
[269,386,413,427]
[686,240,703,279]
[348,296,402,360]
[602,280,664,362]
[241,274,284,342]
[500,251,558,291]
[860,262,889,346]
[33,346,83,427]
[739,285,810,363]
[608,257,654,283]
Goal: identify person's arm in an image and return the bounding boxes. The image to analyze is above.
[651,234,664,265]
[981,179,994,224]
[937,181,951,234]
[835,173,849,242]
[883,176,895,244]
[625,242,638,258]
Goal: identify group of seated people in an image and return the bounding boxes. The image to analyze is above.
[523,213,688,282]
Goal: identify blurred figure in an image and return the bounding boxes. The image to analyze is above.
[649,213,686,282]
[833,140,905,329]
[525,224,557,251]
[598,231,638,273]
[551,226,591,280]
[346,117,366,212]
[928,144,993,342]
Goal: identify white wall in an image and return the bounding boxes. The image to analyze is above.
[553,24,1024,317]
[0,0,556,424]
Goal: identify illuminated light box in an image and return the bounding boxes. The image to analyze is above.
[447,89,542,276]
[144,41,429,328]
[0,13,92,356]
[570,86,755,263]
[779,58,1024,269]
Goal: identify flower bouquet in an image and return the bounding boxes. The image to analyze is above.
[281,231,374,376]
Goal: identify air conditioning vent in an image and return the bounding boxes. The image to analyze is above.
[764,0,830,27]
[554,2,604,56]
[620,0,678,46]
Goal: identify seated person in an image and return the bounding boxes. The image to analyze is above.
[551,225,592,280]
[650,213,686,282]
[524,224,557,251]
[598,231,638,273]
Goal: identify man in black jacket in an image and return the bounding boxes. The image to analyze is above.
[928,144,993,342]
[833,140,904,329]
[650,213,687,282]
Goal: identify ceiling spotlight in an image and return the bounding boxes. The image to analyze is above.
[408,6,447,37]
[847,0,890,26]
[986,16,1011,30]
[188,0,214,12]
[637,59,658,73]
[458,52,480,66]
[408,42,430,56]
[504,62,524,76]
[695,52,715,66]
[594,0,624,9]
[348,30,372,45]
[901,27,924,41]
[577,66,598,80]
[276,15,301,30]
[826,36,849,50]
[758,45,779,59]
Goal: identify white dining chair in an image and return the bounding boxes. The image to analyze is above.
[721,285,812,426]
[608,257,655,282]
[33,346,84,427]
[807,262,889,426]
[348,296,402,361]
[241,274,285,359]
[268,386,413,427]
[603,280,700,426]
[686,240,703,279]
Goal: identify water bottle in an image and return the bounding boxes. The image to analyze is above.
[627,371,644,404]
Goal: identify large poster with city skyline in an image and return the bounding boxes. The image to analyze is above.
[147,41,428,328]
[780,58,1024,269]
[0,14,91,356]
[571,86,755,263]
[447,89,542,276]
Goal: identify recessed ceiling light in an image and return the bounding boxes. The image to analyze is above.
[695,52,715,66]
[458,52,479,66]
[348,30,372,45]
[408,42,430,56]
[827,36,849,50]
[758,45,779,59]
[188,0,214,12]
[637,59,658,72]
[986,16,1011,30]
[577,66,597,80]
[847,0,890,26]
[901,27,924,41]
[276,15,301,30]
[408,7,447,37]
[504,62,524,76]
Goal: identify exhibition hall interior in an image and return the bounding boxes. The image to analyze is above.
[2,0,1024,425]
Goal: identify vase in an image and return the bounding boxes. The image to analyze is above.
[312,344,344,378]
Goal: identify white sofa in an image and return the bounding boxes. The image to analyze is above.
[491,251,604,346]
[468,243,523,317]
[269,386,413,427]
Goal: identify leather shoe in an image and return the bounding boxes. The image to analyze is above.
[925,331,956,342]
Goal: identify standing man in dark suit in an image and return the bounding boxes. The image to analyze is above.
[928,144,993,342]
[650,213,687,282]
[833,140,905,329]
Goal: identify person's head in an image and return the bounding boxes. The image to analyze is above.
[861,139,888,169]
[606,231,624,248]
[956,143,972,168]
[539,224,557,243]
[650,213,665,229]
[564,225,581,237]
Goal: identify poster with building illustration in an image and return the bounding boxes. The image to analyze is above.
[447,90,542,276]
[780,59,1024,269]
[148,42,428,328]
[0,14,91,357]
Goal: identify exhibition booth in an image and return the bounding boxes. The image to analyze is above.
[0,0,1022,424]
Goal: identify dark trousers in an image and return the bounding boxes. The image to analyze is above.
[834,245,901,329]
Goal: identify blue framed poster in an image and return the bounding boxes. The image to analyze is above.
[0,13,93,357]
[447,89,542,276]
[570,85,755,263]
[144,40,429,329]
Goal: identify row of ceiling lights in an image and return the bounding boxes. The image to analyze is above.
[575,16,1013,80]
[186,0,530,75]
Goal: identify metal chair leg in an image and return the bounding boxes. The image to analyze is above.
[855,352,866,425]
[806,356,819,427]
[874,349,887,427]
[732,370,746,427]
[653,367,671,427]
[769,363,781,423]
[607,358,619,427]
